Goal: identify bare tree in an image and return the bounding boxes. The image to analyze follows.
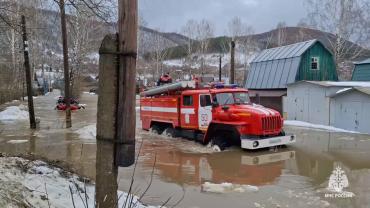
[195,19,214,74]
[239,26,257,70]
[305,0,370,65]
[137,16,148,57]
[181,19,197,69]
[150,28,171,79]
[0,0,38,103]
[228,16,243,40]
[227,17,257,69]
[275,21,287,47]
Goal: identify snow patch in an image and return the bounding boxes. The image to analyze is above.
[0,157,159,208]
[86,52,99,62]
[336,88,352,94]
[202,182,259,194]
[83,91,96,95]
[6,140,29,144]
[23,96,38,100]
[75,124,96,139]
[320,81,370,87]
[0,106,29,122]
[284,120,359,133]
[163,59,184,67]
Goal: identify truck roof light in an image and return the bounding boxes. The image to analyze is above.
[215,83,224,89]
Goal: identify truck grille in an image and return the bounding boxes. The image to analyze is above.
[262,116,281,132]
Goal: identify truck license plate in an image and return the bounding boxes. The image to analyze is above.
[269,138,282,144]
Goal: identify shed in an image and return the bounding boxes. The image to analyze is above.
[330,87,370,134]
[352,58,370,81]
[284,81,370,134]
[246,39,338,113]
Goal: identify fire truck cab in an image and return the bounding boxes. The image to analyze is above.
[140,82,295,151]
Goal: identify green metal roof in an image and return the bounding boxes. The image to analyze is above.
[251,39,317,63]
[247,39,324,89]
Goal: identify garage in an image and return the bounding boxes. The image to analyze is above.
[330,87,370,134]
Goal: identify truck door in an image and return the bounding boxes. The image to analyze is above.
[198,94,212,131]
[181,94,198,129]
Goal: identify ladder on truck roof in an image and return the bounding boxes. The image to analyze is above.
[140,81,196,97]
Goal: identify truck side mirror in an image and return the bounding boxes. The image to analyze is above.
[212,102,219,108]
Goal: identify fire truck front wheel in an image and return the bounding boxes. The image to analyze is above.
[211,135,228,152]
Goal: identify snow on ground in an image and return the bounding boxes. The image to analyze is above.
[83,91,96,95]
[2,99,20,105]
[23,96,38,100]
[86,52,99,62]
[0,157,158,208]
[284,120,359,133]
[163,59,184,67]
[163,52,257,70]
[6,140,29,144]
[0,105,29,122]
[201,182,259,194]
[75,124,96,140]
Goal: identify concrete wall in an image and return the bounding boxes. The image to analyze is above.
[330,91,370,134]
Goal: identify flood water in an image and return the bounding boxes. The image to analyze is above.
[1,91,370,208]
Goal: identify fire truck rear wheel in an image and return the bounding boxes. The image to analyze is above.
[151,125,163,135]
[164,127,176,138]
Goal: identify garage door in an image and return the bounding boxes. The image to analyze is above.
[334,101,361,131]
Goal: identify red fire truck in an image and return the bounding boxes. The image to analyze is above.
[140,81,295,151]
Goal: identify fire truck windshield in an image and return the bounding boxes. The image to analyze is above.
[215,92,250,105]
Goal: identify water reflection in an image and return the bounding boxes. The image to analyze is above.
[140,139,295,186]
[287,127,370,207]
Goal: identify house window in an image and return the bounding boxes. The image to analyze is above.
[311,57,319,70]
[183,95,193,106]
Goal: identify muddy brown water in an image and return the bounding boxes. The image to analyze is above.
[0,90,370,208]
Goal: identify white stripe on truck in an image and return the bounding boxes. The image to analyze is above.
[181,108,195,114]
[141,106,177,113]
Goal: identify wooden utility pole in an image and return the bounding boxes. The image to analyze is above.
[59,0,72,128]
[96,35,119,207]
[116,0,137,167]
[219,55,222,82]
[95,0,138,206]
[21,15,36,129]
[230,40,235,84]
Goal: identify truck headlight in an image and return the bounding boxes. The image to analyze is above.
[253,141,259,147]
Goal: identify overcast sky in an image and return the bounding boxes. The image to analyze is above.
[139,0,307,35]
